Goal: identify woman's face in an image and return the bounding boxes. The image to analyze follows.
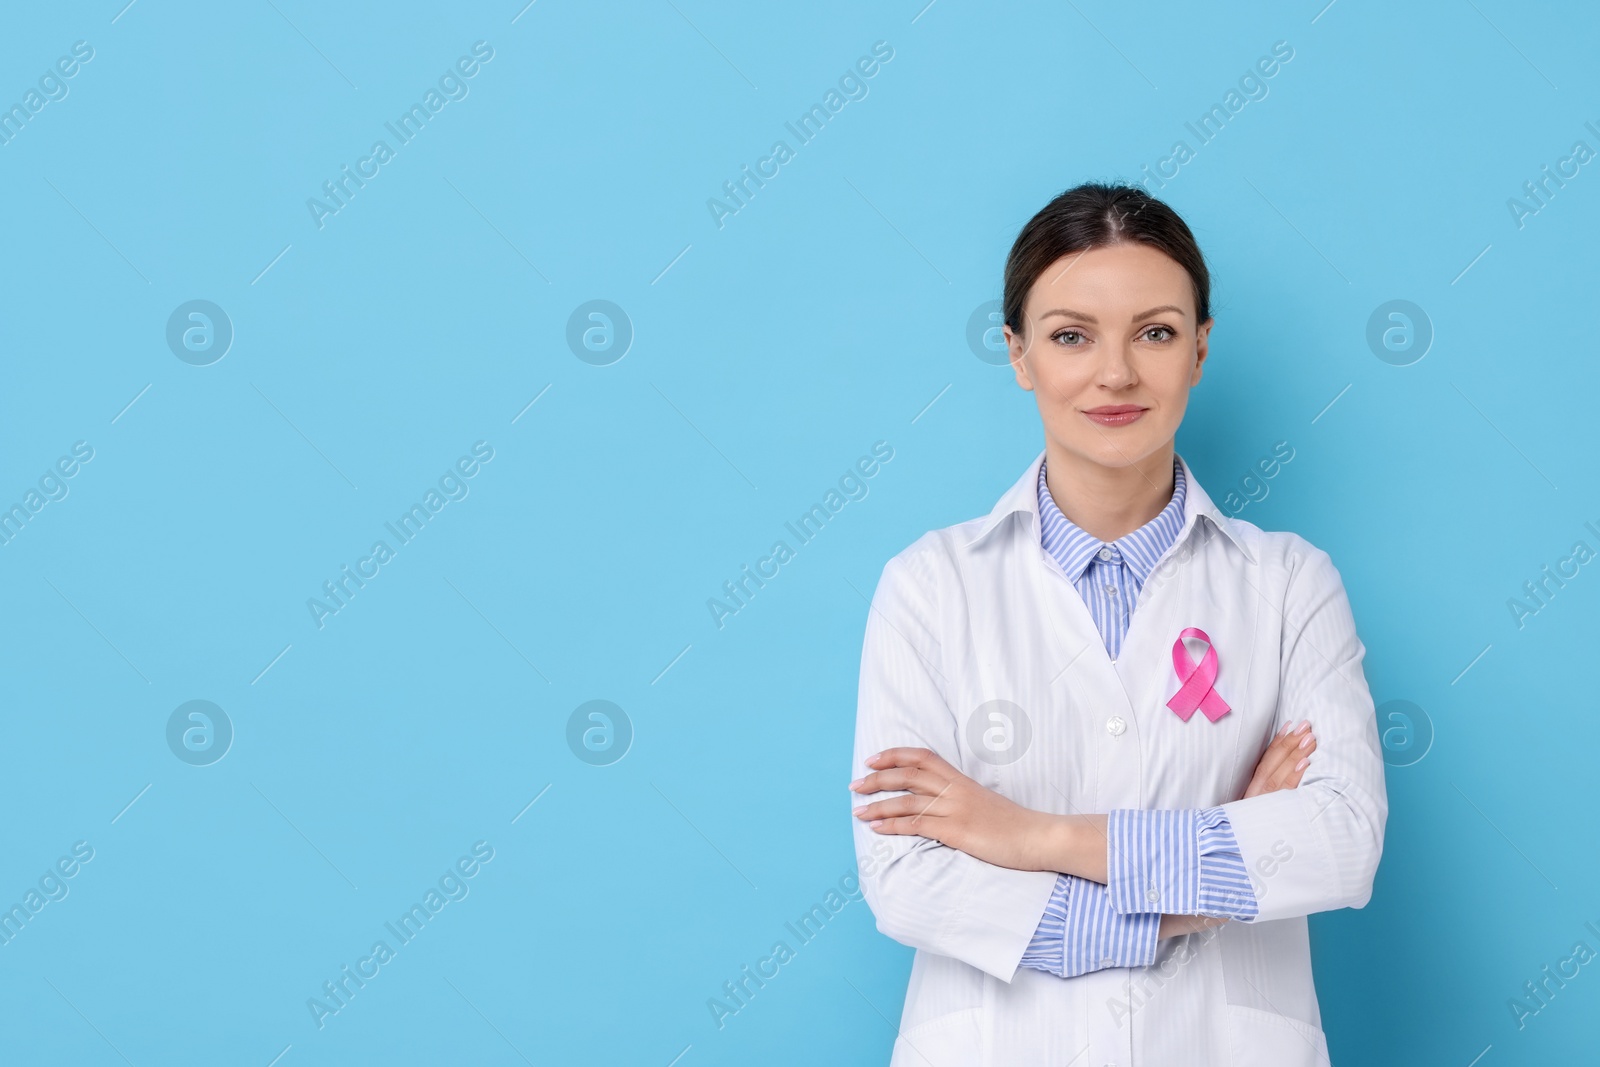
[1004,242,1212,472]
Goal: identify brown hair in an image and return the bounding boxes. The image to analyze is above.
[1002,182,1211,337]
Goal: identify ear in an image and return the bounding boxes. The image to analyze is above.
[1004,323,1035,392]
[1191,317,1214,385]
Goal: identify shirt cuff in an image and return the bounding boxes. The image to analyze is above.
[1107,807,1259,920]
[1018,873,1072,974]
[1195,807,1259,920]
[1017,873,1161,977]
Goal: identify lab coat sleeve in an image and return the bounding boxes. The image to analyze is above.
[852,547,1061,983]
[1216,543,1388,923]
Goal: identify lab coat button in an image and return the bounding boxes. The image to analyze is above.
[1106,715,1126,736]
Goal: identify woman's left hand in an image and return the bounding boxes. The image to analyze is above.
[849,747,1055,872]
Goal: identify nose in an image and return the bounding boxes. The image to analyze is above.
[1097,338,1136,387]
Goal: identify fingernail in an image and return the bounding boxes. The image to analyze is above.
[849,778,864,789]
[1295,720,1311,734]
[852,806,867,816]
[1277,722,1292,737]
[1299,734,1313,749]
[1294,757,1309,771]
[868,820,884,829]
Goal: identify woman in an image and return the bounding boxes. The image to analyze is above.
[847,183,1385,1066]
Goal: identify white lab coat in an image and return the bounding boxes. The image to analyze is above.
[850,449,1386,1067]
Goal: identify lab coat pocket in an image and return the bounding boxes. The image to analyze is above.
[889,1006,981,1067]
[1225,1004,1331,1067]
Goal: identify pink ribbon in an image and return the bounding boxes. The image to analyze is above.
[1166,627,1231,723]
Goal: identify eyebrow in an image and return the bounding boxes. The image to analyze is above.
[1037,304,1187,324]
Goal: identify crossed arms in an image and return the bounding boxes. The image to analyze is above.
[848,547,1387,982]
[850,725,1315,976]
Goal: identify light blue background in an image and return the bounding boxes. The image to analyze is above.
[1,1,1596,1063]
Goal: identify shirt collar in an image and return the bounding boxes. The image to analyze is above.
[960,448,1257,566]
[1036,455,1186,585]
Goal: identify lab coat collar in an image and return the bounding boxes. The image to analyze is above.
[960,448,1257,565]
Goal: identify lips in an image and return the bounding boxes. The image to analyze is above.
[1083,405,1147,426]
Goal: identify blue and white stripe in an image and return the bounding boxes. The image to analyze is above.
[1022,872,1161,978]
[1034,452,1187,661]
[1104,807,1259,918]
[1020,454,1257,978]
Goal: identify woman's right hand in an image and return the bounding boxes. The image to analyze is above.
[1241,719,1317,799]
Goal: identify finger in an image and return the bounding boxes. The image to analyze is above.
[1282,738,1317,788]
[1278,729,1317,774]
[1255,732,1295,779]
[865,746,960,777]
[1282,756,1312,788]
[850,764,952,797]
[1251,724,1314,796]
[1268,735,1317,791]
[863,814,946,839]
[1250,724,1305,787]
[852,748,958,795]
[1269,721,1313,767]
[853,793,950,823]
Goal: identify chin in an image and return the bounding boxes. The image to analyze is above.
[1058,435,1163,468]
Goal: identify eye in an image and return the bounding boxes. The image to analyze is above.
[1052,328,1088,346]
[1142,325,1176,342]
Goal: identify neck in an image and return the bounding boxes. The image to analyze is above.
[1042,441,1177,543]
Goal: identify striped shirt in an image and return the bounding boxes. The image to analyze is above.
[1020,455,1258,979]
